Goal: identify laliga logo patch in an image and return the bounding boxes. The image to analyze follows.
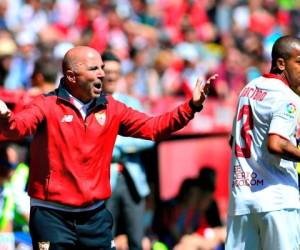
[95,111,106,126]
[286,103,296,114]
[38,241,50,250]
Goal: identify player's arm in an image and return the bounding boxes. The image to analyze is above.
[267,134,300,161]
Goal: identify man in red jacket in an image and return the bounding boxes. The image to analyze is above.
[0,46,217,250]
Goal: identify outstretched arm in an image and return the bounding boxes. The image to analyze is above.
[0,96,45,140]
[118,74,218,141]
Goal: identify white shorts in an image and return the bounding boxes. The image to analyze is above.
[225,209,300,250]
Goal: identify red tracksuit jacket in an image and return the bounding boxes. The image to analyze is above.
[0,83,197,207]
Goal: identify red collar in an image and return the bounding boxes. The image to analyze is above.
[263,73,289,86]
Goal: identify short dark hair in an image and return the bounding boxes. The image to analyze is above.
[101,51,120,63]
[197,167,216,192]
[32,57,59,83]
[271,35,300,67]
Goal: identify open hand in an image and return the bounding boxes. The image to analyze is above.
[0,99,11,118]
[192,74,218,107]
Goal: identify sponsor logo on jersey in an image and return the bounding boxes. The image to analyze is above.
[95,111,106,126]
[286,103,296,114]
[232,165,264,187]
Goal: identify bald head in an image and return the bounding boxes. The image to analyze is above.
[62,46,100,74]
[271,36,300,71]
[61,46,105,102]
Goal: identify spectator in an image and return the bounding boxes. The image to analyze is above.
[0,32,17,86]
[75,0,109,52]
[174,168,225,250]
[0,143,30,229]
[152,49,182,97]
[0,144,16,232]
[0,0,8,30]
[159,167,224,249]
[28,56,59,96]
[127,46,161,106]
[102,50,154,250]
[4,30,38,90]
[214,46,246,102]
[16,0,49,35]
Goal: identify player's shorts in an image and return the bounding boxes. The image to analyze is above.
[29,204,116,250]
[225,209,300,250]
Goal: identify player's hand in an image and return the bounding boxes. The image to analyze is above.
[192,74,218,107]
[0,99,11,118]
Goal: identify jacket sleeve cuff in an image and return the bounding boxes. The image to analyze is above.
[188,99,203,112]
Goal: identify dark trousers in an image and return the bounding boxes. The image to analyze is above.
[106,173,145,250]
[29,204,115,250]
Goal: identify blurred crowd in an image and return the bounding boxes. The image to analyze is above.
[1,0,299,108]
[1,0,300,249]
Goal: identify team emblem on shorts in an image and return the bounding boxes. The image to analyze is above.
[286,103,296,114]
[38,241,50,250]
[95,111,106,126]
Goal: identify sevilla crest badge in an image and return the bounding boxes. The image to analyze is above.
[95,111,106,126]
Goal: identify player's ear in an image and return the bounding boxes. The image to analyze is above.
[66,70,76,83]
[276,58,286,71]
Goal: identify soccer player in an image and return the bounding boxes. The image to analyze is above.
[227,35,300,250]
[0,46,217,250]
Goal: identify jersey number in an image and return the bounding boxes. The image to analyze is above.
[235,105,253,158]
